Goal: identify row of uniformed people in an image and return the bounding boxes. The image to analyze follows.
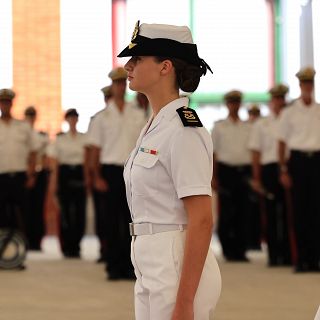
[0,90,51,268]
[46,67,148,274]
[212,66,320,273]
[277,67,320,272]
[2,66,319,275]
[255,66,320,273]
[0,89,38,257]
[0,89,86,263]
[0,78,148,269]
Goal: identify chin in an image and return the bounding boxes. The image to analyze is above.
[128,82,140,92]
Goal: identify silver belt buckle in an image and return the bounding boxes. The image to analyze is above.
[129,223,135,236]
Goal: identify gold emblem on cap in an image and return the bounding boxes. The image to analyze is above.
[129,20,140,49]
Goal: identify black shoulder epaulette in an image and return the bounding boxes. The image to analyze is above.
[176,106,203,127]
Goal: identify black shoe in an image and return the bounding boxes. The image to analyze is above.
[107,272,123,281]
[226,255,250,262]
[308,263,320,272]
[64,252,80,258]
[122,270,136,280]
[15,264,27,271]
[96,256,106,263]
[294,263,309,273]
[29,244,41,251]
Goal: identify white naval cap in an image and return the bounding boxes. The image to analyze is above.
[118,21,212,76]
[138,23,194,44]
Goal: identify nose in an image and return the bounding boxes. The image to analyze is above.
[124,58,133,72]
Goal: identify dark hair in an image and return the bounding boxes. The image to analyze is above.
[155,57,202,92]
[65,108,79,119]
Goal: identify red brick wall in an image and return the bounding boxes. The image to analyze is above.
[12,0,62,235]
[12,0,62,136]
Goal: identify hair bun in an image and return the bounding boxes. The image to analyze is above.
[178,65,202,92]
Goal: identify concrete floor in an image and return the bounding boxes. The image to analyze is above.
[0,236,319,320]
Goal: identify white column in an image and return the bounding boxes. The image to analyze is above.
[299,0,314,67]
[312,0,320,101]
[60,0,112,132]
[0,0,13,88]
[281,0,301,98]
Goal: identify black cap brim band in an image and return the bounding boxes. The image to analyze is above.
[117,35,212,75]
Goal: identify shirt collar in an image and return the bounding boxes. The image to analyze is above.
[297,97,316,109]
[145,96,189,135]
[107,98,131,113]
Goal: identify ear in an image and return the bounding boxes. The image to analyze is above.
[160,59,174,76]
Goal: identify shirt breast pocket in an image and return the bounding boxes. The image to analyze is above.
[131,152,159,196]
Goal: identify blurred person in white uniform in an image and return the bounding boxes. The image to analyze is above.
[88,67,145,279]
[278,67,320,272]
[134,92,152,119]
[246,103,263,250]
[0,89,37,268]
[211,90,252,262]
[47,109,89,258]
[86,85,112,263]
[24,106,50,250]
[119,21,221,319]
[249,84,292,266]
[247,104,261,123]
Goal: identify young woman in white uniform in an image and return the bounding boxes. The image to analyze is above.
[119,22,221,320]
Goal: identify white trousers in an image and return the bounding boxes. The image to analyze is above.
[131,230,222,320]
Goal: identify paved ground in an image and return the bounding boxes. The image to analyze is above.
[0,236,319,320]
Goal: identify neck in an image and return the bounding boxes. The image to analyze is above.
[1,114,12,122]
[301,95,312,106]
[114,96,125,112]
[273,110,280,117]
[147,91,180,117]
[69,127,77,134]
[229,114,239,121]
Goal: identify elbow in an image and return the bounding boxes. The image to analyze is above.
[196,211,214,233]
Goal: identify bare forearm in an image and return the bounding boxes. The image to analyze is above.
[278,141,287,166]
[48,158,58,194]
[176,196,213,303]
[212,154,218,188]
[84,147,91,180]
[91,147,101,179]
[252,151,261,181]
[278,141,288,170]
[27,152,37,176]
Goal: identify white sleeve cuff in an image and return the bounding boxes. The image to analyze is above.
[177,185,212,199]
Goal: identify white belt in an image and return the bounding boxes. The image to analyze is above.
[129,223,187,236]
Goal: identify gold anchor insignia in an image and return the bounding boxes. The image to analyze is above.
[129,20,140,50]
[184,113,196,120]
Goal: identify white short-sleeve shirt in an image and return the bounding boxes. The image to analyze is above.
[47,131,88,165]
[87,99,146,165]
[248,113,282,164]
[0,119,37,174]
[211,118,251,165]
[278,99,320,151]
[123,97,213,225]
